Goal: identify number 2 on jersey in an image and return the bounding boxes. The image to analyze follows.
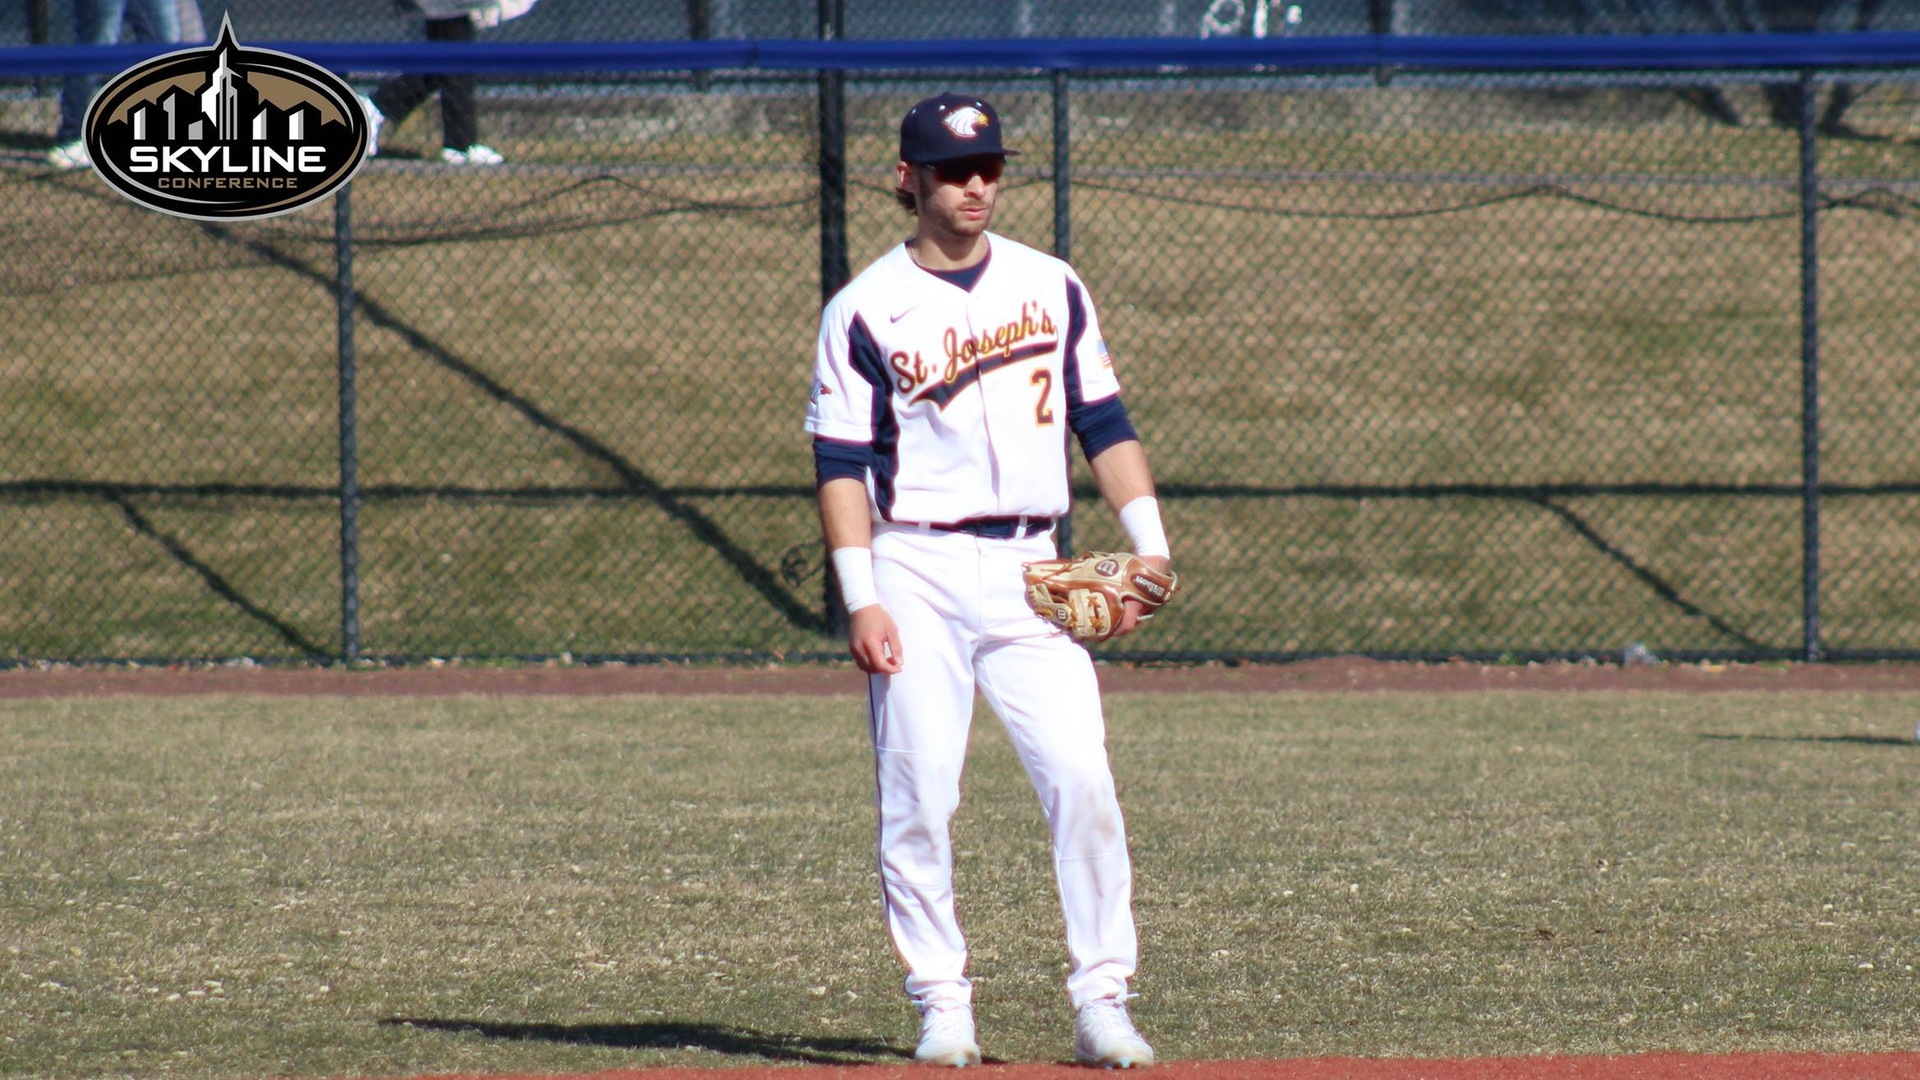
[1031,369,1055,426]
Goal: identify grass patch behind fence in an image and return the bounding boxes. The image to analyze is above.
[5,84,1920,660]
[3,688,1919,1078]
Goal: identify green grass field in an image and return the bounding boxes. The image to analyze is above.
[4,688,1919,1077]
[4,82,1920,661]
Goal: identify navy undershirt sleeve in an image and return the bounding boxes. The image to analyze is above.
[813,436,873,488]
[1071,394,1140,459]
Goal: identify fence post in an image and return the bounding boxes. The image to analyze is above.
[1796,69,1822,663]
[28,0,49,97]
[335,185,362,665]
[1052,69,1071,263]
[687,0,711,92]
[817,0,850,638]
[1052,68,1076,558]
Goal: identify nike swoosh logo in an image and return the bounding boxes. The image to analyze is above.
[890,306,916,322]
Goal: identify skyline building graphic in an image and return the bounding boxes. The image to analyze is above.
[107,38,330,152]
[201,46,240,141]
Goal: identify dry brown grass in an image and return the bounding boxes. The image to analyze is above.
[4,689,1920,1077]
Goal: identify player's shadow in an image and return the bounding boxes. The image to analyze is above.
[1698,733,1916,747]
[381,1017,910,1066]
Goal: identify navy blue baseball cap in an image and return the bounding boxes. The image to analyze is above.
[899,93,1020,165]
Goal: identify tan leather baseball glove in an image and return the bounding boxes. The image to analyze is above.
[1021,552,1180,643]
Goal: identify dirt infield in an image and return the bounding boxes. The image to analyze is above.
[377,1053,1920,1079]
[8,656,1920,699]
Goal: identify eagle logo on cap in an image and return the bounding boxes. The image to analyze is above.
[941,106,990,139]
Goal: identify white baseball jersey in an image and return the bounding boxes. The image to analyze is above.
[806,232,1123,525]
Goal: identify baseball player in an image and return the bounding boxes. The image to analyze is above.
[806,93,1173,1069]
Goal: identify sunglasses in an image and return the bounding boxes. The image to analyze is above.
[928,157,1005,185]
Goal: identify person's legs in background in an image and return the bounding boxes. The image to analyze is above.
[427,16,504,164]
[120,0,182,45]
[425,17,479,154]
[368,15,503,165]
[51,0,127,165]
[50,0,191,167]
[170,0,205,42]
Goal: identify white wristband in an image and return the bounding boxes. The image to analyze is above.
[830,546,880,612]
[1116,496,1171,559]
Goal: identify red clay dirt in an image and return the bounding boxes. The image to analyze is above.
[8,656,1920,699]
[379,1052,1920,1079]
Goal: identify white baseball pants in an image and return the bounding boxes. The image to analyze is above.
[867,524,1138,1011]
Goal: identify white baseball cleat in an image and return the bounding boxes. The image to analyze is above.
[1073,997,1155,1069]
[913,1001,981,1067]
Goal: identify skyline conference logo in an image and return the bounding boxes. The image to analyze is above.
[84,18,370,221]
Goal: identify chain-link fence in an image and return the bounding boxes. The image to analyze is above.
[3,30,1919,665]
[9,2,1920,46]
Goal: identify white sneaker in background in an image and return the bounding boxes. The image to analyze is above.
[355,94,384,156]
[440,144,504,166]
[46,140,91,170]
[1073,997,1155,1069]
[913,1001,980,1067]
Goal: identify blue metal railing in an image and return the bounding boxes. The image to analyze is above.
[3,31,1920,77]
